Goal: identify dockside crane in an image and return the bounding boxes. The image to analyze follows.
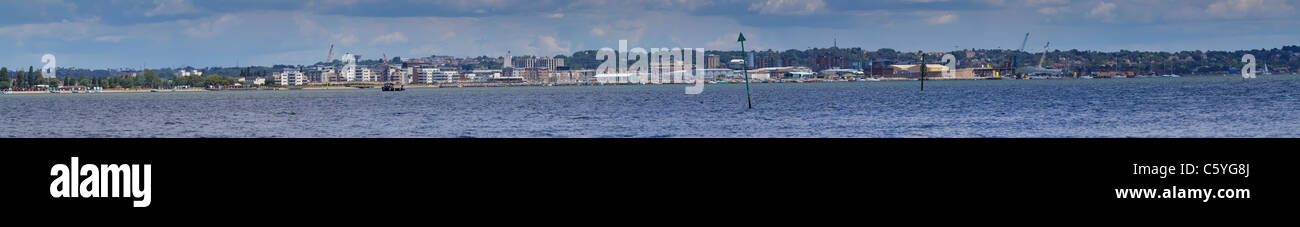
[324,44,334,85]
[1011,32,1030,78]
[1038,42,1050,68]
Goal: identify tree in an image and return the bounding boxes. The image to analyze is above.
[143,70,161,88]
[28,66,36,87]
[134,74,147,88]
[0,67,8,88]
[14,70,25,88]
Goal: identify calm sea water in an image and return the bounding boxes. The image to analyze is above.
[2,75,1297,137]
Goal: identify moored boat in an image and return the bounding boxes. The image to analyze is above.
[381,83,405,91]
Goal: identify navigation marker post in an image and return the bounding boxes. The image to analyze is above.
[919,51,926,92]
[739,33,753,109]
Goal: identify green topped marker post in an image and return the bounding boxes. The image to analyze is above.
[739,33,753,109]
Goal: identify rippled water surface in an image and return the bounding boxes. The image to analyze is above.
[2,75,1297,137]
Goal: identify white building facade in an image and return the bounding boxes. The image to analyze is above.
[277,70,306,86]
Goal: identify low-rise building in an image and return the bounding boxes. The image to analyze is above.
[277,70,306,86]
[344,66,373,82]
[178,69,203,77]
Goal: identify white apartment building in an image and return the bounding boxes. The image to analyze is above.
[387,66,414,84]
[311,66,336,83]
[344,66,373,82]
[179,69,203,77]
[432,71,460,83]
[416,67,440,84]
[277,70,306,86]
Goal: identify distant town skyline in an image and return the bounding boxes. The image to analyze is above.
[3,0,1299,69]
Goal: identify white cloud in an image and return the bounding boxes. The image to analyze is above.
[94,36,126,43]
[293,14,331,43]
[705,32,761,50]
[409,45,440,56]
[1088,1,1117,22]
[537,36,570,53]
[0,18,100,45]
[544,13,565,19]
[145,0,198,17]
[1206,0,1296,19]
[590,27,605,36]
[371,32,408,45]
[1026,0,1069,6]
[927,13,959,25]
[1037,7,1068,15]
[185,14,240,37]
[334,34,359,46]
[749,0,826,15]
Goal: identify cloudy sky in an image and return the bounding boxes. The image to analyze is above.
[2,0,1298,68]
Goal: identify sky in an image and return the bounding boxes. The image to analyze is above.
[2,0,1298,69]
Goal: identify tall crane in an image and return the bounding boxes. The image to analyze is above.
[1038,42,1050,68]
[324,44,334,85]
[326,44,334,65]
[1011,32,1029,77]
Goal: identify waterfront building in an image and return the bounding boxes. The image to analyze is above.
[482,69,524,83]
[813,55,849,71]
[178,69,203,77]
[432,71,460,83]
[888,64,948,73]
[344,66,373,82]
[727,59,746,70]
[276,70,306,86]
[471,70,503,79]
[754,51,779,69]
[867,59,896,76]
[694,68,733,81]
[595,73,639,84]
[309,66,335,83]
[819,68,864,78]
[545,69,595,84]
[525,58,538,69]
[416,67,440,84]
[705,54,722,69]
[502,52,513,69]
[386,66,413,83]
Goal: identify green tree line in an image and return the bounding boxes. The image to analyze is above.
[4,67,240,90]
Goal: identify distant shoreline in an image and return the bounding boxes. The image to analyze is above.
[3,73,1291,95]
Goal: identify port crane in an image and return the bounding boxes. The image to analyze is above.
[1038,42,1050,68]
[324,44,333,85]
[1020,41,1064,75]
[1010,32,1030,78]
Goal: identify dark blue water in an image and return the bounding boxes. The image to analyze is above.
[2,75,1297,137]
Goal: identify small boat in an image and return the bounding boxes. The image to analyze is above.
[864,78,881,82]
[1159,74,1180,78]
[381,83,405,92]
[150,89,159,92]
[1079,76,1093,79]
